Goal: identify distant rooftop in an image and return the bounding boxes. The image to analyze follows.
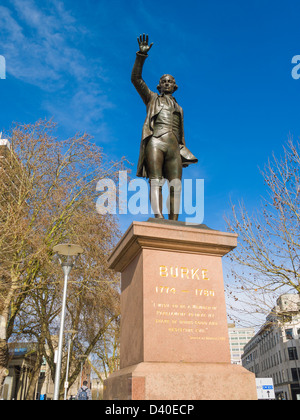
[0,138,11,149]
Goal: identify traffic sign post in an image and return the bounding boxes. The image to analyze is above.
[256,378,275,400]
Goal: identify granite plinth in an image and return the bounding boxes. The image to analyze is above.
[104,362,257,400]
[103,220,257,400]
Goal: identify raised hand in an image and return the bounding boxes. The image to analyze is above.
[137,34,153,55]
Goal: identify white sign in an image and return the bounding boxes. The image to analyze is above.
[256,378,275,400]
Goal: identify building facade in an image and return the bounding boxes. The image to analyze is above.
[228,323,255,365]
[242,294,300,400]
[0,342,89,400]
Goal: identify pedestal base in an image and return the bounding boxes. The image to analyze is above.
[104,221,257,400]
[103,362,257,400]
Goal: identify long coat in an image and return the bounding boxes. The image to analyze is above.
[131,52,197,178]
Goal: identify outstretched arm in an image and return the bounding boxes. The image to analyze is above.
[131,34,154,106]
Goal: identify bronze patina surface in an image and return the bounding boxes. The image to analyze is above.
[131,34,198,220]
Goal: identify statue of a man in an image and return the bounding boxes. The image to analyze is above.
[131,34,198,220]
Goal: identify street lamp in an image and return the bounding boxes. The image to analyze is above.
[52,243,83,401]
[77,354,87,387]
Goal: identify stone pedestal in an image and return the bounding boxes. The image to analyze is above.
[103,219,257,400]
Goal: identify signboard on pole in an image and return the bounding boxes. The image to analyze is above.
[256,378,275,400]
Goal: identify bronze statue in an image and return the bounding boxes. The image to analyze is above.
[131,34,198,220]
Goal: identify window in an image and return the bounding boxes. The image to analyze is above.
[285,329,294,340]
[288,347,298,361]
[291,368,300,382]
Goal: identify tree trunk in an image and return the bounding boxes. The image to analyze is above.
[25,340,45,401]
[0,313,9,388]
[0,338,9,389]
[25,362,41,401]
[0,277,16,388]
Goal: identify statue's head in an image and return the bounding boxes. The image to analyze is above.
[157,74,178,94]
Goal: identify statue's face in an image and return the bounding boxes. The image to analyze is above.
[158,75,177,94]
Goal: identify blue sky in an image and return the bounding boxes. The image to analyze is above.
[1,0,300,233]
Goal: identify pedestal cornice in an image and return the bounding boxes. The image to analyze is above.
[108,220,237,272]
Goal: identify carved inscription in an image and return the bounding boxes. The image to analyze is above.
[153,264,225,342]
[159,265,209,281]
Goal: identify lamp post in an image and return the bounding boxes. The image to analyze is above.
[52,244,83,401]
[77,354,87,389]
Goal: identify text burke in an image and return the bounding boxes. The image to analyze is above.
[159,266,209,280]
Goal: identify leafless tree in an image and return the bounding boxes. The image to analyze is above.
[225,138,300,326]
[0,120,125,389]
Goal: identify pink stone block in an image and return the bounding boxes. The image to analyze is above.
[104,221,257,400]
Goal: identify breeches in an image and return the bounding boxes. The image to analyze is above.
[144,132,182,181]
